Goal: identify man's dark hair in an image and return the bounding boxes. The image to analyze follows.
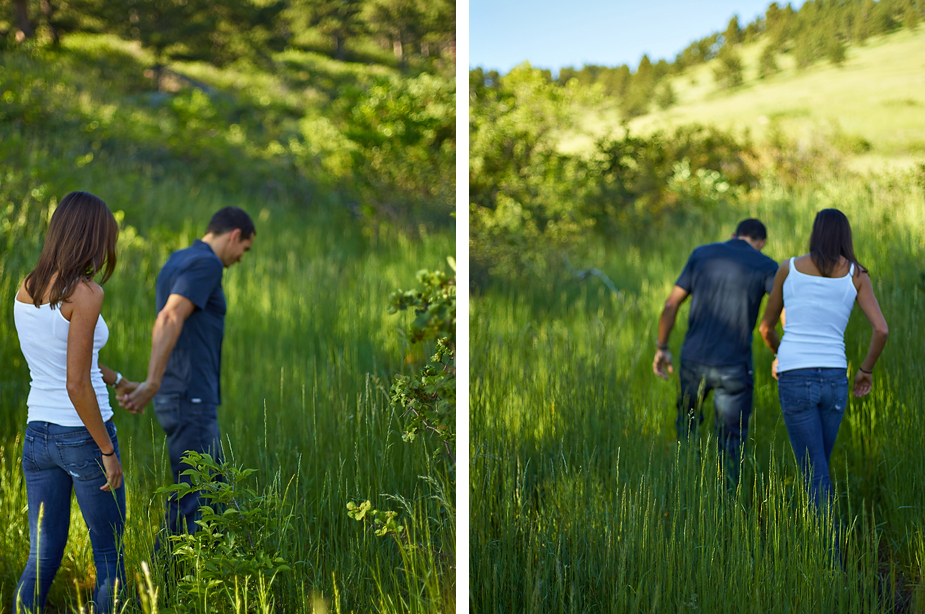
[206,207,255,239]
[734,219,767,241]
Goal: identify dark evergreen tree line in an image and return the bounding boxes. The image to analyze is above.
[1,0,455,74]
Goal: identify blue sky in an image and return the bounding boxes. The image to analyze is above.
[469,0,800,75]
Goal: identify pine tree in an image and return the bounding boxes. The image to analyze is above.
[109,0,284,89]
[656,82,676,110]
[758,42,779,79]
[366,0,426,62]
[905,2,920,29]
[287,0,366,61]
[792,32,816,69]
[724,15,741,46]
[827,35,847,66]
[853,0,875,44]
[12,0,34,38]
[712,46,744,89]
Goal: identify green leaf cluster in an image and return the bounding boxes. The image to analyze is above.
[387,264,455,459]
[155,451,293,610]
[346,500,405,538]
[339,72,455,225]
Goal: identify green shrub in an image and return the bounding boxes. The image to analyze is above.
[155,451,293,612]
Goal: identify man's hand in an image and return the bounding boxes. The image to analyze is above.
[114,377,139,400]
[118,379,160,414]
[853,370,873,397]
[653,348,673,380]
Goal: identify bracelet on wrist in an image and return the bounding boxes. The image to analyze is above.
[858,366,873,374]
[657,344,669,351]
[108,372,123,388]
[101,448,115,457]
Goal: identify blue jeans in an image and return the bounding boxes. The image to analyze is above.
[15,421,125,614]
[677,360,754,484]
[778,367,849,512]
[153,394,223,538]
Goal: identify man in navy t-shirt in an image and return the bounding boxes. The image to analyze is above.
[653,219,778,484]
[120,207,254,536]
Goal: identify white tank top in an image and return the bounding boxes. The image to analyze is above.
[777,257,858,372]
[13,299,113,426]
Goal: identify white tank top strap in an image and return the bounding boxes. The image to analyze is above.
[848,262,854,277]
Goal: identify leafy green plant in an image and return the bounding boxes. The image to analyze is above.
[340,72,455,225]
[387,263,456,461]
[346,259,456,608]
[155,451,292,611]
[346,500,405,539]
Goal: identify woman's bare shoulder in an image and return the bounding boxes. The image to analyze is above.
[68,279,104,307]
[15,280,30,303]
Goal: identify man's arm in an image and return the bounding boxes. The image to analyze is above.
[119,293,196,413]
[653,285,690,380]
[758,261,788,379]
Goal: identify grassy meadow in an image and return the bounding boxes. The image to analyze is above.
[561,26,925,171]
[0,34,454,614]
[469,172,925,612]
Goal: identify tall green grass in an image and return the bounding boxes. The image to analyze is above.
[470,171,925,612]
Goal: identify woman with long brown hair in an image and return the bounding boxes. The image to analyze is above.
[13,191,137,613]
[759,208,888,519]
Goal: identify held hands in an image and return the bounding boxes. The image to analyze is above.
[853,369,873,397]
[118,379,159,414]
[100,453,123,491]
[114,377,138,398]
[653,348,673,380]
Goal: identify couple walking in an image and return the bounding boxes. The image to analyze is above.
[12,192,255,613]
[654,211,889,515]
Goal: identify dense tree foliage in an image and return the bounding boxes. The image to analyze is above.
[0,0,455,73]
[470,65,760,282]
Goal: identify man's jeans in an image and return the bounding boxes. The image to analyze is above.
[777,367,849,512]
[153,394,223,538]
[677,360,754,485]
[16,421,125,614]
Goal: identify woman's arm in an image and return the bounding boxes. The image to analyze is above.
[99,362,138,398]
[851,271,889,397]
[66,281,123,492]
[759,261,789,354]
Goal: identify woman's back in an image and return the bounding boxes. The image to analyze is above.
[14,284,112,426]
[777,255,858,372]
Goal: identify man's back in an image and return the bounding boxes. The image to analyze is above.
[677,238,778,366]
[155,239,225,404]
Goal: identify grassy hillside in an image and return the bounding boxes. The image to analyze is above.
[563,27,925,170]
[0,34,454,613]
